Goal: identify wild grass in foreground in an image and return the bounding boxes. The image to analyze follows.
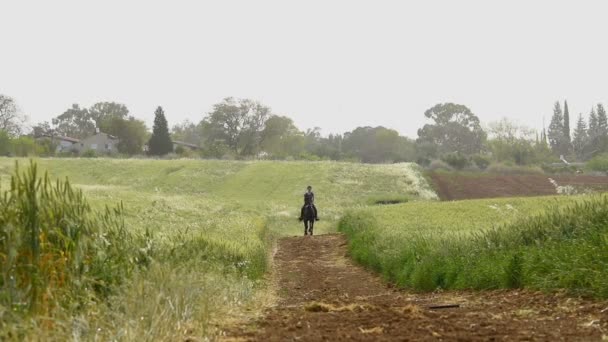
[0,162,271,341]
[340,195,608,298]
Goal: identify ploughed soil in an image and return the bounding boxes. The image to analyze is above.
[225,234,607,341]
[429,172,608,201]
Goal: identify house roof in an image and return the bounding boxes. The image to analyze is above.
[40,134,80,143]
[172,140,200,149]
[100,132,119,140]
[80,132,119,141]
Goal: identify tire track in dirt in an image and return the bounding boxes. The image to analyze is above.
[226,234,607,341]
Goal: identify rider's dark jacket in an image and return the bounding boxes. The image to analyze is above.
[301,191,318,219]
[304,191,315,205]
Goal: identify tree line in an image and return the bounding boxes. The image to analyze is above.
[548,100,608,161]
[1,93,607,166]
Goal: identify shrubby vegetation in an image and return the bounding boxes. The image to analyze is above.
[339,195,608,298]
[586,153,608,173]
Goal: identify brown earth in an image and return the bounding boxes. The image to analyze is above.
[225,234,608,341]
[429,173,608,201]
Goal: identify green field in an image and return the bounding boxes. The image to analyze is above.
[3,157,608,340]
[340,194,608,297]
[0,158,434,340]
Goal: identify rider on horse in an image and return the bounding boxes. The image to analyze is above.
[299,185,319,221]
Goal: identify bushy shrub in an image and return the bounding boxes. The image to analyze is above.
[440,152,469,170]
[541,163,579,174]
[428,159,453,171]
[486,163,544,175]
[81,149,97,158]
[472,154,490,170]
[586,154,608,173]
[299,152,321,161]
[174,145,185,155]
[416,157,431,167]
[0,131,11,156]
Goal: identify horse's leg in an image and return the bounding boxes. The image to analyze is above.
[304,221,308,236]
[310,221,314,235]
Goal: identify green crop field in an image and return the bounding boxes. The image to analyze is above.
[3,157,608,340]
[340,194,608,297]
[0,158,434,340]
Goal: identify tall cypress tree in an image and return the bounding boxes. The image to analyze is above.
[589,107,599,152]
[597,104,608,134]
[547,101,565,155]
[597,103,608,153]
[148,106,173,155]
[540,126,548,145]
[572,113,588,160]
[563,100,571,144]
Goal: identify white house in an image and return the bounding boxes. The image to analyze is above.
[75,132,119,154]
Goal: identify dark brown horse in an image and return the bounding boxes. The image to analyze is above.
[302,204,315,236]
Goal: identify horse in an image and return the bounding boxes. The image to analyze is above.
[302,204,315,236]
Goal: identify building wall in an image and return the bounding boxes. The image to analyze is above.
[56,140,77,153]
[76,133,119,154]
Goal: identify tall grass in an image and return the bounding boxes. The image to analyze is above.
[0,161,141,329]
[0,161,273,340]
[340,195,608,298]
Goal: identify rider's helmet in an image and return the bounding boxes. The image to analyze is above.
[307,185,312,190]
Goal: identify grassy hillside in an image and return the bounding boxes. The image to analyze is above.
[0,158,434,340]
[339,195,608,297]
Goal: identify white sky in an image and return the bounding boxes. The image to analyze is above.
[2,0,608,138]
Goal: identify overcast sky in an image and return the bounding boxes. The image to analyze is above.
[2,0,608,138]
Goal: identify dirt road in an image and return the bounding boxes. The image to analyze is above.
[226,234,607,341]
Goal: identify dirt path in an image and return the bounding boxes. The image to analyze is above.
[226,234,607,341]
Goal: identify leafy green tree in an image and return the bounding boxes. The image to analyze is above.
[148,106,173,156]
[416,103,486,155]
[0,95,26,137]
[572,113,588,160]
[487,118,536,165]
[260,115,304,158]
[343,126,411,163]
[89,102,129,127]
[201,98,271,156]
[52,104,95,139]
[100,116,148,155]
[34,137,56,156]
[32,121,53,137]
[486,118,553,165]
[171,120,202,146]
